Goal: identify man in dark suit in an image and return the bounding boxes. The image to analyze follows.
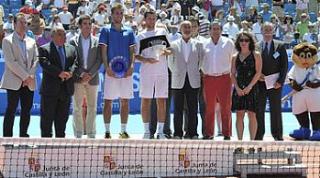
[255,22,288,141]
[38,26,78,138]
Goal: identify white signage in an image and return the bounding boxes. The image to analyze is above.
[1,141,234,177]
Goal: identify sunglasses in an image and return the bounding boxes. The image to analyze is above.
[239,39,250,43]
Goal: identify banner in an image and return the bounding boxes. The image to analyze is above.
[1,140,233,177]
[0,49,294,115]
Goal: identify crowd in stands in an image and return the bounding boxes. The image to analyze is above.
[0,0,320,48]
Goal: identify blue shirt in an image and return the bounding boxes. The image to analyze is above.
[99,25,136,64]
[260,10,272,22]
[14,32,27,61]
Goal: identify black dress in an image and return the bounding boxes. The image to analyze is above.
[232,52,259,113]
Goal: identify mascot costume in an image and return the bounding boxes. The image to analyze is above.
[27,9,45,36]
[288,43,320,141]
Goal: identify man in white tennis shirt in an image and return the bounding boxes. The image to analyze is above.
[136,10,170,139]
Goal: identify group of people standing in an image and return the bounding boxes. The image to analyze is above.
[0,3,288,141]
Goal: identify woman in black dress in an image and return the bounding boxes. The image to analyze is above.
[231,32,262,140]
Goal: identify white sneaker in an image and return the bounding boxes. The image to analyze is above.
[143,133,150,139]
[157,133,166,139]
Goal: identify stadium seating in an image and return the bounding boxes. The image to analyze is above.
[284,3,296,15]
[309,12,317,23]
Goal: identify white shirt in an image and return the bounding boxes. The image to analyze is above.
[223,22,239,40]
[168,33,182,43]
[66,31,78,43]
[170,15,183,25]
[288,65,320,86]
[252,22,263,41]
[3,22,13,36]
[171,2,181,16]
[245,0,259,9]
[93,12,107,26]
[193,35,206,43]
[54,0,65,8]
[296,0,309,10]
[201,36,235,75]
[149,0,157,9]
[211,0,224,6]
[81,35,90,69]
[42,0,51,4]
[181,39,191,63]
[303,33,317,44]
[58,11,73,25]
[136,28,169,76]
[77,5,91,15]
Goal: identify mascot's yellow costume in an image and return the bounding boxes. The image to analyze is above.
[288,43,320,141]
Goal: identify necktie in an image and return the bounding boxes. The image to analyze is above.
[58,46,65,70]
[263,42,269,55]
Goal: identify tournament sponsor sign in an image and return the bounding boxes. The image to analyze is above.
[1,141,233,177]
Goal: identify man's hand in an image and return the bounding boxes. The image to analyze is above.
[106,67,115,77]
[81,72,92,83]
[144,58,158,64]
[125,67,134,77]
[274,82,282,89]
[59,72,72,81]
[161,49,172,56]
[259,74,265,81]
[23,76,34,87]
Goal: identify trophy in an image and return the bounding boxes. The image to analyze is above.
[109,56,129,78]
[153,45,166,59]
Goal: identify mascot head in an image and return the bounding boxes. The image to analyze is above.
[27,9,45,36]
[292,43,318,68]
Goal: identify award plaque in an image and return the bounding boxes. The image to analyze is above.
[109,56,129,78]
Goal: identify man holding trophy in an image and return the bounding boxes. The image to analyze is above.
[135,10,170,139]
[99,3,136,139]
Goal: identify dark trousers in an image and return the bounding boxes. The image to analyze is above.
[3,86,34,137]
[255,81,283,140]
[40,90,71,138]
[173,77,199,137]
[68,3,79,17]
[62,24,70,31]
[184,83,205,136]
[199,85,206,136]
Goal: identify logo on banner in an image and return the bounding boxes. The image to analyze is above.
[175,148,220,175]
[103,154,117,170]
[178,149,190,168]
[28,151,41,172]
[100,150,144,177]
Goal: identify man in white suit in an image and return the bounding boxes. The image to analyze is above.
[0,13,38,137]
[168,21,203,139]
